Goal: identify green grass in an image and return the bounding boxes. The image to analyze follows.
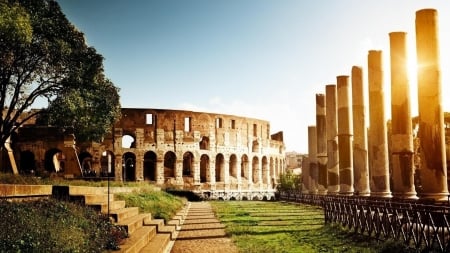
[115,188,186,222]
[211,201,381,253]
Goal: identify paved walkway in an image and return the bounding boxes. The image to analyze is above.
[170,202,239,253]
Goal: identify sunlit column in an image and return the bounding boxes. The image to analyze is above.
[351,66,370,196]
[389,32,417,199]
[368,50,392,198]
[415,9,448,201]
[326,84,339,194]
[316,94,328,194]
[337,75,354,196]
[308,125,318,194]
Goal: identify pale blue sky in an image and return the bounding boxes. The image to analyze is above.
[56,0,450,153]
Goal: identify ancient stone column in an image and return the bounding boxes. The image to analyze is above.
[337,75,354,196]
[302,156,310,194]
[368,50,392,198]
[389,32,417,199]
[415,9,448,201]
[316,94,328,194]
[326,84,339,194]
[308,125,318,194]
[352,66,370,196]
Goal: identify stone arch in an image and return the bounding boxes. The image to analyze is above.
[229,154,238,179]
[122,152,136,181]
[215,153,225,182]
[200,154,209,183]
[252,140,259,153]
[143,151,157,181]
[270,157,275,182]
[199,136,210,150]
[262,156,268,184]
[252,156,259,184]
[122,133,136,148]
[44,148,63,173]
[100,150,115,177]
[183,152,194,177]
[19,150,35,174]
[79,151,94,176]
[241,154,249,180]
[164,151,176,178]
[275,157,279,178]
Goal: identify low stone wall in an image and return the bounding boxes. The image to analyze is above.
[0,184,53,200]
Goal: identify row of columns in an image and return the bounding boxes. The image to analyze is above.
[304,9,448,200]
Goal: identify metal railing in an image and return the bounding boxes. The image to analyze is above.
[279,191,450,252]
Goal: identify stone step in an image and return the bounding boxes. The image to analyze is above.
[145,219,177,240]
[117,213,152,235]
[117,225,157,253]
[87,200,126,212]
[83,193,115,204]
[139,234,171,253]
[68,185,107,195]
[109,207,140,222]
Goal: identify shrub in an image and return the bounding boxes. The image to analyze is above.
[0,199,126,252]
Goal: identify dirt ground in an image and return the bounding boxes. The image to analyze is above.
[170,202,239,253]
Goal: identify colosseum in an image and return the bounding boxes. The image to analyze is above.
[11,108,286,200]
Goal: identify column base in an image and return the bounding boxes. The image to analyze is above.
[392,192,418,200]
[370,191,393,198]
[419,192,449,202]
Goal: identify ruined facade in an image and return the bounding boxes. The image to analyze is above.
[10,108,286,200]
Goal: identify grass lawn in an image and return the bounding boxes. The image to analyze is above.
[211,201,381,253]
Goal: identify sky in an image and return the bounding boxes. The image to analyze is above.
[55,0,450,153]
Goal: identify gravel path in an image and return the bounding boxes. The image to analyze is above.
[170,202,239,253]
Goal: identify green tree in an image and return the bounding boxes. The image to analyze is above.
[41,72,121,143]
[0,0,121,172]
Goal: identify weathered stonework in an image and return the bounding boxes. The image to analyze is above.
[326,84,339,194]
[308,125,318,194]
[415,9,448,200]
[389,32,417,199]
[316,94,328,194]
[351,66,370,196]
[11,108,285,200]
[337,75,354,196]
[368,50,392,198]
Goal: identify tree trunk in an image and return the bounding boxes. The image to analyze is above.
[4,137,19,174]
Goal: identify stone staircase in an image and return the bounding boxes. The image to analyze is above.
[52,185,188,253]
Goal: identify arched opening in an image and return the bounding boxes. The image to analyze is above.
[199,136,209,150]
[270,157,274,178]
[122,152,136,182]
[215,153,225,182]
[100,151,115,177]
[252,140,259,153]
[241,154,249,180]
[79,152,94,177]
[262,156,268,184]
[122,134,136,148]
[44,148,63,173]
[229,154,237,179]
[144,151,157,181]
[19,150,35,174]
[183,152,194,177]
[200,154,209,183]
[164,151,176,179]
[252,156,259,184]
